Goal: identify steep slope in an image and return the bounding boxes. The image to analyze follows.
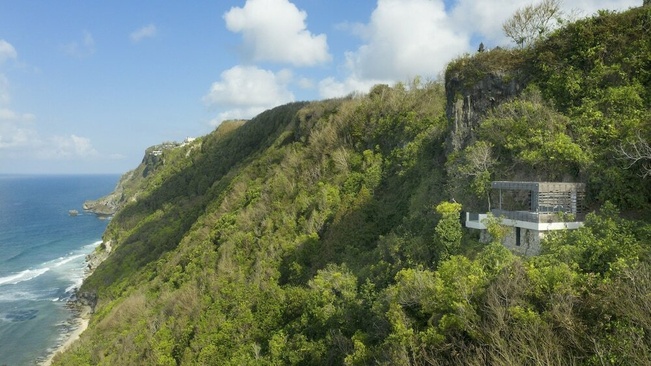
[54,6,651,366]
[54,82,449,365]
[81,103,307,299]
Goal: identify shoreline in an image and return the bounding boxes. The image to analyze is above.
[39,240,111,365]
[40,305,91,366]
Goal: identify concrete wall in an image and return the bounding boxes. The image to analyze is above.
[479,227,546,256]
[502,227,545,255]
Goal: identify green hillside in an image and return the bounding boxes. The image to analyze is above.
[54,6,651,365]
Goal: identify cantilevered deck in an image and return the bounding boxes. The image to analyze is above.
[493,181,586,219]
[465,181,586,255]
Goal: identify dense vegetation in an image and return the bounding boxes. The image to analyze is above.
[54,6,650,365]
[447,5,651,213]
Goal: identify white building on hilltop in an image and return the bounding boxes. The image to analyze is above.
[465,181,586,255]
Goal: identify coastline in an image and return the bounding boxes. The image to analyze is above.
[39,240,112,365]
[40,305,91,366]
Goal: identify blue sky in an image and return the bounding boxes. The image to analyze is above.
[0,0,640,174]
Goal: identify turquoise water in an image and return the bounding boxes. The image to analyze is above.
[0,175,118,365]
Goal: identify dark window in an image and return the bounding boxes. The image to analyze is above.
[515,227,521,246]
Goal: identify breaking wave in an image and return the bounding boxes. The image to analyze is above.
[0,268,50,286]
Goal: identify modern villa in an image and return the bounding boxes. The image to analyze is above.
[465,181,586,255]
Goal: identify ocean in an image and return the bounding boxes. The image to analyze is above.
[0,174,118,366]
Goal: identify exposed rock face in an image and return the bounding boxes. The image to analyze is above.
[75,241,112,313]
[83,171,132,216]
[445,70,526,153]
[76,291,98,312]
[85,240,112,273]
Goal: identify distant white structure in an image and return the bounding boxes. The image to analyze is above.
[466,181,586,255]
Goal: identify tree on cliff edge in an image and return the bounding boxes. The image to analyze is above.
[503,0,563,48]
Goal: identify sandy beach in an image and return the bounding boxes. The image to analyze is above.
[41,305,91,366]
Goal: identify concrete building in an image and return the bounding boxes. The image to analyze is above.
[465,181,586,255]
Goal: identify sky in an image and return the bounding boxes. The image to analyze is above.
[0,0,641,174]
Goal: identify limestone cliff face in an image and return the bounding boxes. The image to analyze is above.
[445,52,527,153]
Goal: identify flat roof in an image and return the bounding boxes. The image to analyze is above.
[491,181,585,192]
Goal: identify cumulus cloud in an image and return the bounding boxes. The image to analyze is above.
[317,0,640,99]
[352,0,467,80]
[449,0,640,46]
[203,65,295,125]
[318,77,381,100]
[319,0,469,98]
[47,134,99,159]
[448,0,525,45]
[0,108,35,122]
[130,24,158,43]
[0,74,10,106]
[63,31,95,57]
[0,98,100,160]
[224,0,331,66]
[0,109,100,160]
[0,108,37,149]
[0,38,108,165]
[0,43,38,151]
[0,40,17,64]
[0,41,17,105]
[297,77,315,90]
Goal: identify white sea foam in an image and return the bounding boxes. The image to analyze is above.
[0,291,40,302]
[83,240,103,249]
[0,267,50,286]
[52,254,85,267]
[65,277,84,294]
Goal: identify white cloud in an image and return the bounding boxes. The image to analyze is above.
[224,0,331,66]
[203,65,295,126]
[0,108,37,149]
[449,0,525,45]
[0,45,39,151]
[318,77,381,100]
[297,77,315,90]
[318,0,640,99]
[0,47,37,152]
[0,74,10,106]
[449,0,640,47]
[0,108,35,122]
[319,0,469,98]
[350,0,468,80]
[63,31,95,57]
[0,110,101,161]
[130,24,158,43]
[47,134,99,159]
[555,0,639,19]
[0,127,35,149]
[0,40,17,64]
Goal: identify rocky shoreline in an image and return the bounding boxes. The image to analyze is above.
[40,304,92,366]
[39,241,113,365]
